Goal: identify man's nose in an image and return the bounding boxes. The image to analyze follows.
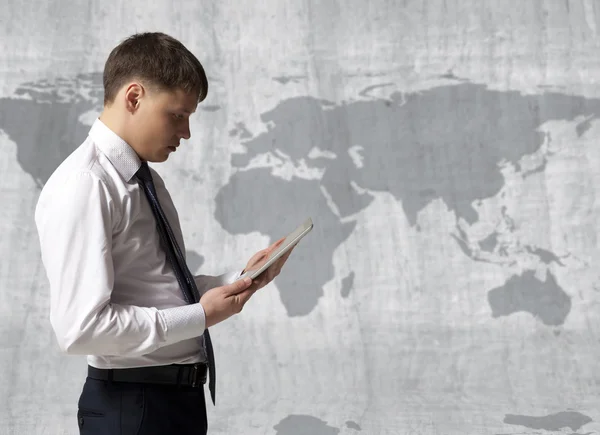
[179,121,191,140]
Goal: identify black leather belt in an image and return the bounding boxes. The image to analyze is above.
[87,363,208,388]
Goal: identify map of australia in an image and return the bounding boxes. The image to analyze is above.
[1,76,597,322]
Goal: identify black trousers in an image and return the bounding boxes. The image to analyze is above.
[76,375,208,434]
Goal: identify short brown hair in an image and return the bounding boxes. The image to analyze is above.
[102,32,208,105]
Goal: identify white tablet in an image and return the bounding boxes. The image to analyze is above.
[239,218,313,280]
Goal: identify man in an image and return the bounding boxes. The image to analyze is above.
[34,32,293,434]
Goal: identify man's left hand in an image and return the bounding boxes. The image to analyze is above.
[242,237,295,291]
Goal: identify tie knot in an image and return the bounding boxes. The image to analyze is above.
[136,162,153,182]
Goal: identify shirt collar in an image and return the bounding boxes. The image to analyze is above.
[88,118,142,182]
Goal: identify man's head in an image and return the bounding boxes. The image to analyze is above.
[100,32,208,163]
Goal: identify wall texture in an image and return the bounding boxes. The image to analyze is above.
[1,1,600,434]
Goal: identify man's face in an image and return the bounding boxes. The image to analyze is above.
[129,86,198,163]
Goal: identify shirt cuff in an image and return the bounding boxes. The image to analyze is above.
[159,303,206,344]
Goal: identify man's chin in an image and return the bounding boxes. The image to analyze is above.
[149,153,170,163]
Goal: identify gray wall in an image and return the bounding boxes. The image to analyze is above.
[1,1,600,434]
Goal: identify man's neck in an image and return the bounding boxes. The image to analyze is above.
[98,110,126,141]
[98,110,145,161]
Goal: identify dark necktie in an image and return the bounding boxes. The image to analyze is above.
[136,161,217,405]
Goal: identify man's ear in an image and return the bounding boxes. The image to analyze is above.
[124,83,144,113]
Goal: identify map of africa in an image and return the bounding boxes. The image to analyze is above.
[0,73,594,325]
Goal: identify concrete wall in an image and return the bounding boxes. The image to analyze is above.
[1,1,600,433]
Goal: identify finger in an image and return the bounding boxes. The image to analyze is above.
[252,274,268,290]
[232,287,256,310]
[249,250,268,264]
[268,237,285,251]
[252,252,268,265]
[266,265,279,282]
[224,277,253,296]
[273,263,284,277]
[262,245,294,277]
[274,248,294,273]
[280,247,294,261]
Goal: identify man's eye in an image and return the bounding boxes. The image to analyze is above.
[173,114,184,120]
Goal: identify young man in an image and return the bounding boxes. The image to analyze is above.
[34,32,293,434]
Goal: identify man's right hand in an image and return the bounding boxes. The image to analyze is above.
[200,277,255,328]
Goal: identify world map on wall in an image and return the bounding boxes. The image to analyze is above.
[1,73,597,325]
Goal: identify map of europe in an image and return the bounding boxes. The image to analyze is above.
[1,73,595,325]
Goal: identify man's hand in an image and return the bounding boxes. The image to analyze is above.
[200,277,255,328]
[242,237,295,292]
[200,238,296,328]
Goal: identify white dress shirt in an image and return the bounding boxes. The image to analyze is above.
[34,118,239,369]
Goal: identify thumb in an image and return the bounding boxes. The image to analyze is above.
[223,276,253,296]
